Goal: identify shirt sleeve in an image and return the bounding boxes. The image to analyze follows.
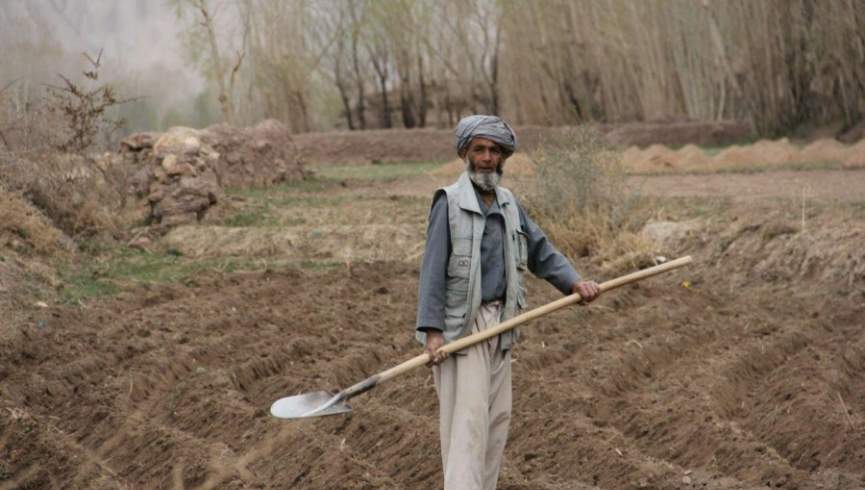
[416,192,450,332]
[517,201,581,295]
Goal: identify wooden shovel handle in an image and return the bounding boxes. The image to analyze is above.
[371,256,693,387]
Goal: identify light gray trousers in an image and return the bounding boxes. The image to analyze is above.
[433,301,512,490]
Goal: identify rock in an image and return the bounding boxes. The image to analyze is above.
[121,132,159,151]
[119,121,304,231]
[153,127,203,158]
[128,236,152,251]
[161,154,178,172]
[641,220,699,250]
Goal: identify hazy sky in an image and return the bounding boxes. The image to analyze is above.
[2,0,205,98]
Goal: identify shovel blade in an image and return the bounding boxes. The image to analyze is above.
[270,391,353,419]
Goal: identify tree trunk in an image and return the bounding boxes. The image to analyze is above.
[196,0,235,125]
[336,67,355,130]
[417,50,428,127]
[350,25,366,129]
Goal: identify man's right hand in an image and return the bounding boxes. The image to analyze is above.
[425,330,448,366]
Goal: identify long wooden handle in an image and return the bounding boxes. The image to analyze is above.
[361,256,692,391]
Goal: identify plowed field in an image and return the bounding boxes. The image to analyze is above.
[2,165,864,489]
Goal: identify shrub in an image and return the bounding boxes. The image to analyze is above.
[0,51,137,242]
[524,126,655,273]
[0,151,135,240]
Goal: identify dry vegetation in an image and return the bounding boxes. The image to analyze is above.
[524,127,656,274]
[0,54,137,242]
[4,2,863,137]
[170,0,865,137]
[5,1,850,136]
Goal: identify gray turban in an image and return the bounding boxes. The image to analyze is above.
[454,115,517,157]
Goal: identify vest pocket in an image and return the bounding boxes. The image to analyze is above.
[447,237,472,283]
[515,230,529,271]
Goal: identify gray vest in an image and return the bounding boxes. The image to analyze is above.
[417,172,528,350]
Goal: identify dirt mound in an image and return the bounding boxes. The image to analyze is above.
[843,140,865,168]
[625,144,680,172]
[202,119,306,187]
[675,144,712,167]
[0,187,68,256]
[123,120,306,228]
[800,138,851,162]
[621,137,865,172]
[743,138,800,165]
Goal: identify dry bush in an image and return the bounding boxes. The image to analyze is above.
[0,52,137,243]
[525,127,654,273]
[0,151,134,240]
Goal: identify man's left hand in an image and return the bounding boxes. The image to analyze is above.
[572,280,601,303]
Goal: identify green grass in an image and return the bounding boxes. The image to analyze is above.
[59,246,349,303]
[222,209,279,227]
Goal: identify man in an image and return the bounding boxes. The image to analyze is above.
[416,114,600,490]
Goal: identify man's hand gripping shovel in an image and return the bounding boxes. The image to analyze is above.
[270,256,693,419]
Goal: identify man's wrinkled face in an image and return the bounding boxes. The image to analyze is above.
[463,137,505,192]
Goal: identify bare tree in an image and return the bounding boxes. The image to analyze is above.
[173,0,246,125]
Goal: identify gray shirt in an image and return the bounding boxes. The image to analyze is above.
[416,187,581,331]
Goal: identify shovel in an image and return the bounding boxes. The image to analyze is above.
[270,255,692,419]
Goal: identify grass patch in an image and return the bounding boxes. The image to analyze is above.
[225,175,337,199]
[222,209,279,227]
[59,245,352,303]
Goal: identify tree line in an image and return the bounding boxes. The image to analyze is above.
[4,1,863,137]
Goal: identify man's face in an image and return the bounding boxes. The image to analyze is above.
[463,137,505,192]
[464,137,504,172]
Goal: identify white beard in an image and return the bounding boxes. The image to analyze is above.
[467,157,502,192]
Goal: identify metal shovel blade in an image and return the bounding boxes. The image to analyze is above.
[270,391,353,419]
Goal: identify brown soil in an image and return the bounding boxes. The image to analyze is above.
[620,137,865,173]
[632,169,865,203]
[294,121,750,165]
[2,165,865,488]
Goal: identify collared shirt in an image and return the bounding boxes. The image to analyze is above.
[416,186,581,331]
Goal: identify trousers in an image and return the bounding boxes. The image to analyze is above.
[433,301,512,490]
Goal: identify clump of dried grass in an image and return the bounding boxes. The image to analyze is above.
[0,52,138,244]
[0,185,66,255]
[0,150,135,241]
[525,127,654,273]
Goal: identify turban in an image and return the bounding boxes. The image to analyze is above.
[454,115,517,157]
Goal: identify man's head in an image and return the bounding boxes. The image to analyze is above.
[454,115,517,192]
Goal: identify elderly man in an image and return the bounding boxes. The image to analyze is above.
[416,115,600,489]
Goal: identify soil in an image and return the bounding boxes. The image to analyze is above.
[2,161,865,487]
[293,121,750,165]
